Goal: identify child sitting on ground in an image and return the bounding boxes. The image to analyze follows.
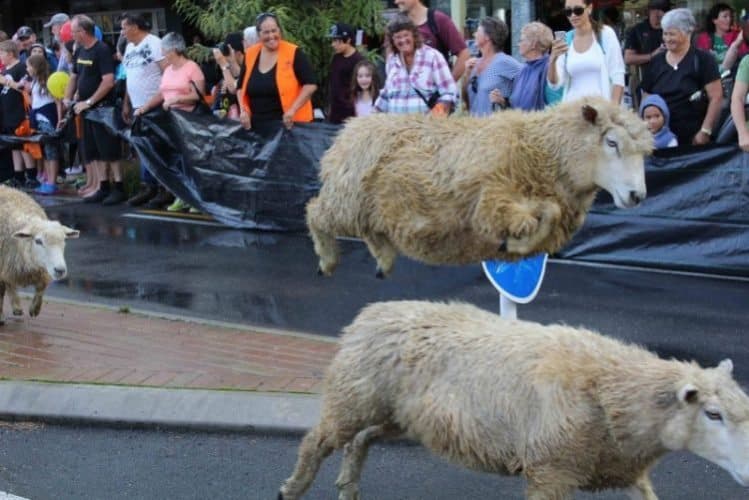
[639,94,678,149]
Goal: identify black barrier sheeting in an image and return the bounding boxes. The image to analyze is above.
[558,144,749,277]
[84,107,339,231]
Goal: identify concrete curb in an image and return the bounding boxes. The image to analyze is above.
[0,381,320,435]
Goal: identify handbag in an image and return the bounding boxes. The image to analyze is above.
[190,80,212,115]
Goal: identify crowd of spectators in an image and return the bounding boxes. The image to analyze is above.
[2,1,749,207]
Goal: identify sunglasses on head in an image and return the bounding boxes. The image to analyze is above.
[564,6,586,17]
[256,12,278,23]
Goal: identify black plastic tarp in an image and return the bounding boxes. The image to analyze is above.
[558,144,749,277]
[84,107,339,231]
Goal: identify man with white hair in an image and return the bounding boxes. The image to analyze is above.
[243,26,258,48]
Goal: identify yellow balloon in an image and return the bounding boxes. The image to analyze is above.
[47,71,70,100]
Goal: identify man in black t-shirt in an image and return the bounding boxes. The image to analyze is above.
[327,23,363,124]
[624,0,670,108]
[64,14,125,205]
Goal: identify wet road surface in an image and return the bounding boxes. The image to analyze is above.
[41,198,748,377]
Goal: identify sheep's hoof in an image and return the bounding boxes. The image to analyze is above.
[317,266,324,276]
[375,269,385,280]
[277,492,284,500]
[12,308,22,316]
[498,240,508,253]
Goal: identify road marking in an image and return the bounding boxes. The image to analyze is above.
[0,492,30,499]
[549,258,749,283]
[121,213,226,227]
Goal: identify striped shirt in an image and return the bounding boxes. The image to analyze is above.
[374,45,457,114]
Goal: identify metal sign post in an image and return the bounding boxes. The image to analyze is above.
[482,253,548,319]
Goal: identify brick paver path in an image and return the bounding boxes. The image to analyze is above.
[0,300,338,394]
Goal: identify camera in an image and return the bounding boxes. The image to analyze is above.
[216,42,230,56]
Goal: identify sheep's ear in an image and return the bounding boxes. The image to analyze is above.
[582,104,598,125]
[717,359,734,375]
[63,227,80,239]
[12,228,33,239]
[678,383,699,405]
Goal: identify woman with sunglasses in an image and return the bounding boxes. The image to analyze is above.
[238,12,317,134]
[547,0,625,104]
[463,17,521,116]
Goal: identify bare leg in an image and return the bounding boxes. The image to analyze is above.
[279,424,338,500]
[336,425,398,500]
[0,282,5,325]
[362,233,397,279]
[306,198,340,276]
[9,286,22,316]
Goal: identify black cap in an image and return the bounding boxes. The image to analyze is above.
[647,0,671,11]
[16,26,34,39]
[328,23,354,40]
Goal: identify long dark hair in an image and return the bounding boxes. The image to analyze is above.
[704,3,733,35]
[350,59,380,105]
[582,0,602,35]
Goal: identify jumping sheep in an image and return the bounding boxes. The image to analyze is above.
[307,97,652,277]
[279,300,749,499]
[0,185,79,324]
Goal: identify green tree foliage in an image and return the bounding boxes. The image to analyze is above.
[173,0,386,109]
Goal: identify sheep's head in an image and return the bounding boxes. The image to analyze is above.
[661,359,749,487]
[13,220,80,280]
[571,98,652,209]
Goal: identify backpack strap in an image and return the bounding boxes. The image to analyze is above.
[426,8,451,64]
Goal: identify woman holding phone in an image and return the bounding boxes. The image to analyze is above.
[547,0,625,104]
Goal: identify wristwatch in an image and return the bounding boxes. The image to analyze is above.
[86,98,93,107]
[700,127,712,136]
[222,64,231,71]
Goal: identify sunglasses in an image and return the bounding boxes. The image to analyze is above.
[564,6,586,17]
[256,12,278,23]
[470,75,478,94]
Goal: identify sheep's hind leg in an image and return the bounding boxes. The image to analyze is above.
[278,424,338,500]
[336,424,400,500]
[9,286,22,316]
[29,286,45,317]
[625,472,658,500]
[506,200,562,256]
[306,198,340,276]
[363,234,397,279]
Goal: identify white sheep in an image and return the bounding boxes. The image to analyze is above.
[306,97,652,278]
[279,301,749,499]
[0,185,79,324]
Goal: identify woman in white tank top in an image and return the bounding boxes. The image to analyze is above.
[547,0,625,103]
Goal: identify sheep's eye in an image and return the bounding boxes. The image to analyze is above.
[705,410,723,421]
[34,238,43,246]
[605,138,618,148]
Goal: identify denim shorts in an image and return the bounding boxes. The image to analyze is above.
[36,119,60,161]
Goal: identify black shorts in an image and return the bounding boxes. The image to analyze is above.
[81,114,121,163]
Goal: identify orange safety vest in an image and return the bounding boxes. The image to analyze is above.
[239,40,313,122]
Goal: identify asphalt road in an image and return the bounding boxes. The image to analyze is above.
[0,422,746,500]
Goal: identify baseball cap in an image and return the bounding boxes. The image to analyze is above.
[328,23,354,40]
[647,0,671,11]
[44,13,70,28]
[16,26,34,39]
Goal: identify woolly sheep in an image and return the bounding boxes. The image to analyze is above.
[307,97,652,278]
[0,186,79,324]
[279,301,749,499]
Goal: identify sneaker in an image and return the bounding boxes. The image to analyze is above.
[24,178,41,190]
[145,188,174,209]
[4,178,23,189]
[34,183,58,195]
[127,184,158,207]
[65,165,83,175]
[166,198,189,212]
[102,189,126,206]
[188,206,201,214]
[83,189,108,204]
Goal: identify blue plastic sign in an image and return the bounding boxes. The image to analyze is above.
[482,253,548,304]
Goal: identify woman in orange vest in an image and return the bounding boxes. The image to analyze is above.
[238,12,317,133]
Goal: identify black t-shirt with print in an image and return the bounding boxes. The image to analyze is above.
[73,40,115,104]
[0,62,29,130]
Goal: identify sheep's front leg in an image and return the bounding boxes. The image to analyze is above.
[626,472,658,500]
[29,285,45,317]
[505,200,561,255]
[362,233,397,279]
[9,285,22,316]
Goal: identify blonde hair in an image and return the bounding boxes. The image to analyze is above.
[522,22,553,54]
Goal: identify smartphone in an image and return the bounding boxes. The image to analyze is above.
[554,31,566,41]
